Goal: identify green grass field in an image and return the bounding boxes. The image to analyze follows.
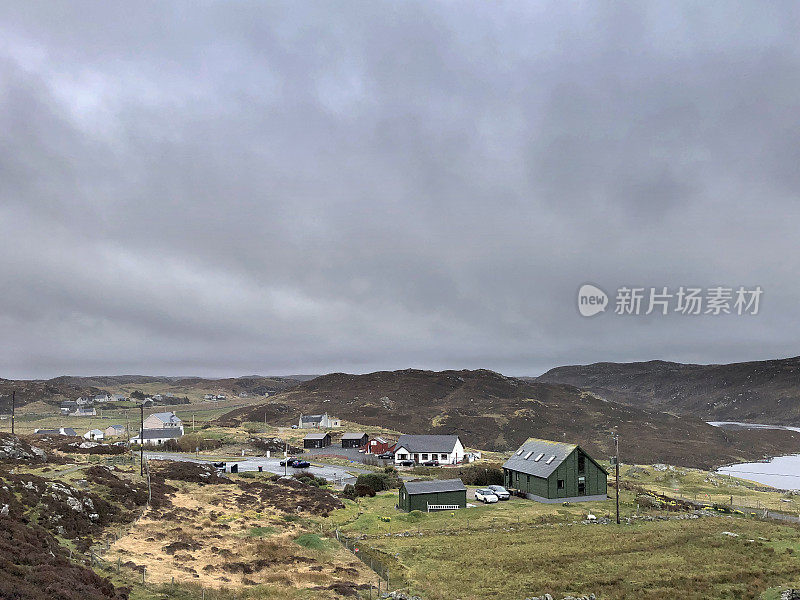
[325,489,800,600]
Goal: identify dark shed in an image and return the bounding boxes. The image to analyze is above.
[304,432,332,449]
[398,479,467,512]
[341,432,369,448]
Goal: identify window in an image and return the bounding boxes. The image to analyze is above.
[578,476,586,495]
[422,454,428,460]
[578,454,586,473]
[557,479,565,490]
[441,454,448,460]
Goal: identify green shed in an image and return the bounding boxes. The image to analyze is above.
[398,479,467,512]
[502,438,608,503]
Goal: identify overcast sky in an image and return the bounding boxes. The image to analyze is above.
[1,1,799,379]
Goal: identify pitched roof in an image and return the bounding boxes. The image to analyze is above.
[395,434,460,453]
[106,424,125,431]
[304,432,330,440]
[62,428,77,437]
[502,438,602,479]
[403,479,466,495]
[148,412,181,424]
[341,432,367,440]
[135,428,183,440]
[301,414,325,422]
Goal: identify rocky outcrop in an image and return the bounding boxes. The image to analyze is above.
[0,434,46,462]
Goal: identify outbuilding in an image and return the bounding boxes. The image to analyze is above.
[303,432,332,449]
[502,438,608,503]
[398,479,467,512]
[341,432,368,449]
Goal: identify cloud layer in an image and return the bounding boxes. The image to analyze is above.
[1,2,799,378]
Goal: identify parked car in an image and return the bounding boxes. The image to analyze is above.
[377,452,394,460]
[421,459,439,467]
[488,485,510,500]
[397,459,415,467]
[291,425,298,429]
[279,458,297,467]
[475,488,499,503]
[292,460,311,468]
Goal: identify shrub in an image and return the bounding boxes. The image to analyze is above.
[292,471,326,487]
[341,484,357,500]
[161,433,224,453]
[294,533,330,550]
[354,484,376,497]
[454,465,504,486]
[355,471,401,494]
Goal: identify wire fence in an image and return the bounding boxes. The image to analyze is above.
[335,528,398,591]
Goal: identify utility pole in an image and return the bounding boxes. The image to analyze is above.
[10,391,15,435]
[140,403,145,477]
[614,433,620,525]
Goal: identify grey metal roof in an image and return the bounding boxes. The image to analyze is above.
[403,479,466,495]
[301,414,324,422]
[304,432,330,440]
[62,428,77,436]
[149,412,181,424]
[341,432,367,440]
[502,438,578,479]
[136,428,182,440]
[395,434,460,453]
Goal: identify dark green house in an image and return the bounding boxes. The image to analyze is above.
[398,479,467,512]
[502,438,607,503]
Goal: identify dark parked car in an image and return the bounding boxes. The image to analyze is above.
[377,452,394,460]
[397,459,415,467]
[421,460,440,466]
[292,460,311,468]
[488,485,510,500]
[280,458,297,467]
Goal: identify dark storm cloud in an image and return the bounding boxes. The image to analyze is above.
[1,1,800,378]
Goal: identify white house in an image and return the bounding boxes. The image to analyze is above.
[84,429,105,441]
[298,413,341,428]
[111,394,127,402]
[93,394,110,403]
[130,428,183,446]
[393,434,465,465]
[143,412,183,433]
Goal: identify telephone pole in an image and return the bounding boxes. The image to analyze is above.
[10,391,15,435]
[614,433,620,525]
[140,403,145,477]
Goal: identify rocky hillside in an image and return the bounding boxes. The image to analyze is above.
[537,356,800,424]
[218,369,800,469]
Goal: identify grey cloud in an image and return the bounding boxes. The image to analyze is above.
[1,1,799,378]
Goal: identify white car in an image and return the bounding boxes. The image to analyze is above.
[475,488,499,503]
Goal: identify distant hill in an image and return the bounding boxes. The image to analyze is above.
[218,368,800,469]
[537,356,800,424]
[0,375,303,411]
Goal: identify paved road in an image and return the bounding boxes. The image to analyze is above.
[143,451,372,485]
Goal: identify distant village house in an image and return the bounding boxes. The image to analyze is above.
[298,413,341,429]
